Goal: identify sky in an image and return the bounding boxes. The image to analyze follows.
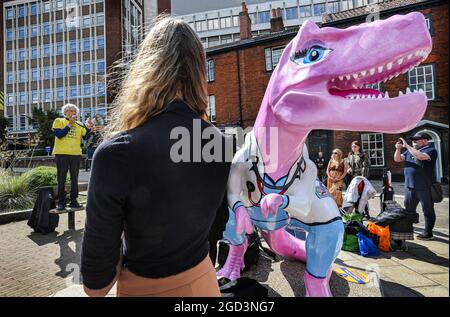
[171,0,273,15]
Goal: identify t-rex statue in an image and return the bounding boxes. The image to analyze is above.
[217,12,432,297]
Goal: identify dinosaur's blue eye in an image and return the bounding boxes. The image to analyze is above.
[291,46,332,65]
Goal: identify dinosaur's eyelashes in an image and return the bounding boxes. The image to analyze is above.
[291,45,333,66]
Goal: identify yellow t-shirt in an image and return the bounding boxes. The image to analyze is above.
[52,118,87,155]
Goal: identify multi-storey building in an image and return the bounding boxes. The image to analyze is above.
[1,0,144,139]
[179,0,390,49]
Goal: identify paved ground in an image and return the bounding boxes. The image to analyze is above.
[0,175,448,297]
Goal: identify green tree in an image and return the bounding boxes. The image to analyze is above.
[30,108,60,147]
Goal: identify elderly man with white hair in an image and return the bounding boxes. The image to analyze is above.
[52,104,93,211]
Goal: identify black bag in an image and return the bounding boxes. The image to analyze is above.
[27,187,59,234]
[430,183,443,203]
[218,277,268,297]
[217,232,260,272]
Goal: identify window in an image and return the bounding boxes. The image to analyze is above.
[19,49,26,61]
[207,95,216,122]
[19,71,26,83]
[56,0,64,10]
[19,115,27,130]
[83,38,91,51]
[366,83,383,91]
[83,16,91,28]
[56,65,64,78]
[18,27,26,39]
[97,83,105,96]
[7,29,14,41]
[408,65,436,100]
[84,62,91,74]
[265,46,285,71]
[84,84,91,96]
[7,94,15,106]
[6,8,14,20]
[327,1,340,13]
[57,88,64,101]
[57,21,64,33]
[249,13,257,24]
[425,15,434,36]
[258,11,270,24]
[69,63,78,76]
[207,60,214,82]
[43,45,51,57]
[208,18,219,30]
[220,16,232,29]
[313,4,326,16]
[208,37,219,47]
[18,6,26,18]
[70,87,78,98]
[233,16,239,27]
[97,14,105,25]
[97,61,105,73]
[56,43,64,55]
[195,20,207,32]
[361,133,385,167]
[31,3,38,15]
[69,40,77,53]
[7,51,14,62]
[285,7,299,20]
[44,89,52,102]
[44,67,51,80]
[32,69,39,81]
[7,72,14,84]
[43,23,52,35]
[97,36,105,49]
[341,0,354,11]
[19,93,27,105]
[300,5,312,17]
[221,35,232,44]
[31,25,39,37]
[43,1,51,13]
[31,47,39,59]
[32,91,39,103]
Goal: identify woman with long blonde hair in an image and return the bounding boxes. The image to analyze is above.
[81,16,230,297]
[326,149,348,208]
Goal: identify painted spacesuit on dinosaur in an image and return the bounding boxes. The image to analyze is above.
[217,13,432,297]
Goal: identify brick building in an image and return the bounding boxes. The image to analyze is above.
[1,0,145,142]
[206,0,449,182]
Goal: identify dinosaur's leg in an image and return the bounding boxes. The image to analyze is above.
[216,207,249,281]
[303,219,344,297]
[260,229,306,262]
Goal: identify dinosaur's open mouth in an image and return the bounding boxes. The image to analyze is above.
[328,48,431,99]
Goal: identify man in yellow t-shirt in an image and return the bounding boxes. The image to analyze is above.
[52,104,92,211]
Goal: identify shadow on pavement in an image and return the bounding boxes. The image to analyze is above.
[54,229,83,280]
[379,279,424,297]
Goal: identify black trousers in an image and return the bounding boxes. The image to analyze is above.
[55,154,81,205]
[404,187,436,235]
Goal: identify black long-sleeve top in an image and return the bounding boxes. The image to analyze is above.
[81,101,231,290]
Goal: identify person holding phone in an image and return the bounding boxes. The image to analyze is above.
[52,104,92,210]
[394,132,437,240]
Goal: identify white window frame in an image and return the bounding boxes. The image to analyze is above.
[408,64,436,101]
[265,46,285,72]
[361,133,385,167]
[207,59,214,82]
[207,95,216,123]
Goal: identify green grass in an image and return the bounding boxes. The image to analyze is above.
[0,170,35,212]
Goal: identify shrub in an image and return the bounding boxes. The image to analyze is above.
[19,166,69,191]
[0,170,35,211]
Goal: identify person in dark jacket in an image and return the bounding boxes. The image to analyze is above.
[394,132,438,240]
[81,16,231,297]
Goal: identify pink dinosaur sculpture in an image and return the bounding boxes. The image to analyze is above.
[217,12,432,297]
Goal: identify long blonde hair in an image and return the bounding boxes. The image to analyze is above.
[105,15,208,138]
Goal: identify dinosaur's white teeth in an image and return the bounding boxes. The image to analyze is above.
[407,53,413,60]
[346,75,351,80]
[399,91,404,96]
[378,66,384,73]
[406,87,412,94]
[384,92,389,98]
[339,76,344,81]
[377,94,383,99]
[370,68,376,76]
[352,73,359,80]
[361,70,367,77]
[419,88,425,94]
[397,58,404,65]
[386,62,393,70]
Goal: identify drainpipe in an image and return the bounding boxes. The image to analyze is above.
[236,50,243,127]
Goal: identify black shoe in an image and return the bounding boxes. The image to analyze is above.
[416,232,434,240]
[56,204,66,211]
[69,201,83,208]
